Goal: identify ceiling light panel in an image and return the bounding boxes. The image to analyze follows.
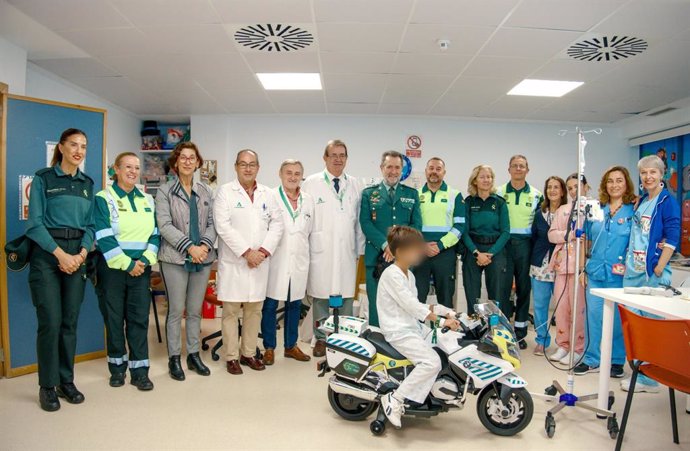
[508,79,584,97]
[256,72,322,90]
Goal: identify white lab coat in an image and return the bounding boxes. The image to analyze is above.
[266,187,314,301]
[302,170,365,299]
[213,180,284,303]
[376,264,441,403]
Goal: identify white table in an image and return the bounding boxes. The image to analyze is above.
[591,287,690,412]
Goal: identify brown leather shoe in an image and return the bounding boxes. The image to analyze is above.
[263,349,275,366]
[285,346,311,362]
[226,360,243,375]
[240,355,266,371]
[313,340,326,357]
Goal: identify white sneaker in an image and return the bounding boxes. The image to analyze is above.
[620,377,661,393]
[381,393,405,429]
[549,347,568,362]
[559,352,582,365]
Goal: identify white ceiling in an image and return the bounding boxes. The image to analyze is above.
[1,0,690,123]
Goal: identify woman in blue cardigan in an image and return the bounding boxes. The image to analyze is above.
[621,155,680,393]
[529,176,567,356]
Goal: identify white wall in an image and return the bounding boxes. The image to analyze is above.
[192,114,632,192]
[0,36,26,95]
[25,63,140,165]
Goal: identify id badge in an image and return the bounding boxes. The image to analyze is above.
[612,263,625,276]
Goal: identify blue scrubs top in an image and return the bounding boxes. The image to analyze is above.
[585,204,634,284]
[625,195,659,277]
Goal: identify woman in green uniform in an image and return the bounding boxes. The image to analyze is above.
[94,152,160,391]
[461,164,511,314]
[26,128,95,412]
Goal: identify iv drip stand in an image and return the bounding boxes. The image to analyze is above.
[530,127,619,440]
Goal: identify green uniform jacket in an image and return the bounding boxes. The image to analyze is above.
[462,193,510,256]
[360,182,422,267]
[25,165,95,253]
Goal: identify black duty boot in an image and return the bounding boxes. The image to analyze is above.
[515,326,528,350]
[109,373,126,387]
[56,382,85,404]
[39,387,60,412]
[168,355,186,381]
[187,352,211,376]
[131,373,154,391]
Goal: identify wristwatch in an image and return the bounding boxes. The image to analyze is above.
[473,250,480,257]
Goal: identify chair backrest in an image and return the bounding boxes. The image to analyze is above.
[618,305,690,378]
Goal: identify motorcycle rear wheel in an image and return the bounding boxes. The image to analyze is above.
[328,386,378,421]
[476,386,534,436]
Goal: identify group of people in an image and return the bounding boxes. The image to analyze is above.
[23,127,679,413]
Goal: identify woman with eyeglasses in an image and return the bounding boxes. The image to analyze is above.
[547,174,589,365]
[155,142,216,381]
[619,155,680,393]
[575,167,635,378]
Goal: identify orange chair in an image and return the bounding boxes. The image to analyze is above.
[616,306,690,451]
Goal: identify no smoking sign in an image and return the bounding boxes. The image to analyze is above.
[406,134,422,158]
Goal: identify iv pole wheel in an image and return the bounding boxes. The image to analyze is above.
[545,413,556,438]
[607,415,619,439]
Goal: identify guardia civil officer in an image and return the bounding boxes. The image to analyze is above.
[94,152,160,391]
[412,157,465,308]
[26,128,95,412]
[360,150,422,326]
[461,165,511,314]
[496,155,542,349]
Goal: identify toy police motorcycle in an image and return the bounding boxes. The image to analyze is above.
[316,301,533,436]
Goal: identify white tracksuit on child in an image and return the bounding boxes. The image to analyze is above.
[377,264,449,404]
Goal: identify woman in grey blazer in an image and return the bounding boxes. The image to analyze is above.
[155,142,216,380]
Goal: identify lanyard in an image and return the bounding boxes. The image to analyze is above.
[323,171,346,206]
[278,186,302,222]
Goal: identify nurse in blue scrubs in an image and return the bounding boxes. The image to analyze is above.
[576,166,635,378]
[621,155,680,393]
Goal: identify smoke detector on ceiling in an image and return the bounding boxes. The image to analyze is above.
[234,24,314,52]
[567,36,648,62]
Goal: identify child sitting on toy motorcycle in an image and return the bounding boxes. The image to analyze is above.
[377,226,461,428]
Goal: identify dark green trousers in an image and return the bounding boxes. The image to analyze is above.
[505,237,532,336]
[366,266,380,327]
[28,238,86,388]
[412,247,458,308]
[462,244,511,315]
[95,256,151,377]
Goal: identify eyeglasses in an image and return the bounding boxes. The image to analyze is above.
[327,153,347,160]
[510,164,527,170]
[237,162,258,170]
[179,156,197,163]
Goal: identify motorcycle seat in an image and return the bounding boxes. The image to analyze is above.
[362,330,406,361]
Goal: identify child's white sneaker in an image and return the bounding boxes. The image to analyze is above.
[549,347,568,362]
[381,393,404,429]
[559,352,582,365]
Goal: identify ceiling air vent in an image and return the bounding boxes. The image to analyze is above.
[567,36,648,61]
[234,24,314,52]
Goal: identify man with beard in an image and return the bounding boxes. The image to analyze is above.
[360,150,422,326]
[412,157,465,308]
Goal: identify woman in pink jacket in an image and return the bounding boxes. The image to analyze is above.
[547,174,589,365]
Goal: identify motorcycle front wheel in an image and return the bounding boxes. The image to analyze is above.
[328,386,378,421]
[476,386,534,436]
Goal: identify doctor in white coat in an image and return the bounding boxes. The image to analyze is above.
[213,149,284,375]
[302,139,365,357]
[261,159,314,366]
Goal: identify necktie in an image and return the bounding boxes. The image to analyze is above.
[388,186,395,202]
[333,177,340,193]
